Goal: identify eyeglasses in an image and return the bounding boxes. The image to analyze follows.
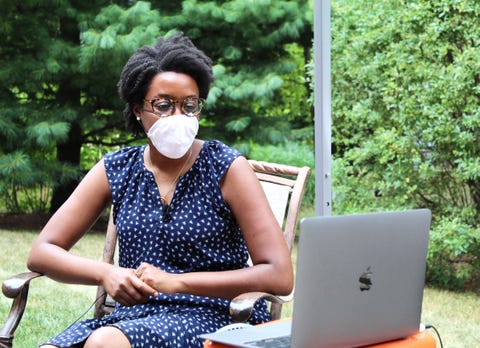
[143,96,205,117]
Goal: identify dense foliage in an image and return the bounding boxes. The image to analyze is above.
[330,0,480,290]
[0,0,312,212]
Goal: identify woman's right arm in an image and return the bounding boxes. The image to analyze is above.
[27,159,156,305]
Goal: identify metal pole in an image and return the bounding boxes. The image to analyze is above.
[314,0,332,216]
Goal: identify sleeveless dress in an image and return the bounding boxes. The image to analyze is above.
[42,140,269,348]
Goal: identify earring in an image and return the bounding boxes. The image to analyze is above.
[136,116,141,122]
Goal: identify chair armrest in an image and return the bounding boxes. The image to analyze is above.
[230,291,294,323]
[2,272,42,298]
[0,271,43,346]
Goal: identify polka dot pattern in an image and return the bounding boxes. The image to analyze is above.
[42,140,269,347]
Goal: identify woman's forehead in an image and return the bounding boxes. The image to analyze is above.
[146,72,199,99]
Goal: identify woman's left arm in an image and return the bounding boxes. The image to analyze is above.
[137,156,294,299]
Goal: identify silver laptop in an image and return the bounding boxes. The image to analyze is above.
[200,209,431,348]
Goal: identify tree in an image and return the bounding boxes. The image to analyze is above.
[136,0,314,146]
[0,0,312,212]
[331,0,480,290]
[0,0,156,212]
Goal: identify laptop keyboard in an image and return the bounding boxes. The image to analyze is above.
[244,335,291,347]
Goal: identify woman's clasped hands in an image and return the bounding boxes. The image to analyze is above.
[101,263,161,307]
[135,262,180,295]
[101,262,181,307]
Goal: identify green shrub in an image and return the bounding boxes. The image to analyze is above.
[426,216,480,291]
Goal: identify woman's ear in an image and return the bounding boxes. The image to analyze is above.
[133,104,142,121]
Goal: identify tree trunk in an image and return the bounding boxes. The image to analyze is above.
[49,121,82,213]
[49,16,82,213]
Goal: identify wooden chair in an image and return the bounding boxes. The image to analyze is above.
[0,160,311,347]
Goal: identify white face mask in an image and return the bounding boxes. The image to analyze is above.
[147,115,199,159]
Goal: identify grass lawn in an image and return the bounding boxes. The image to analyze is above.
[0,229,479,347]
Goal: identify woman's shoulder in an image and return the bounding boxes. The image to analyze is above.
[105,145,144,160]
[198,140,243,179]
[202,140,242,161]
[104,145,144,170]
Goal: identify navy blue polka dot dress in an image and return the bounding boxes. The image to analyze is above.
[42,140,269,347]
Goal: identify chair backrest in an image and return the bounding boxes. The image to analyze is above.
[93,160,311,320]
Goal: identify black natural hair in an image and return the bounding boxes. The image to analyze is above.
[117,33,214,133]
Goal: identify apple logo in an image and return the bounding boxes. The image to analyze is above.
[359,266,373,291]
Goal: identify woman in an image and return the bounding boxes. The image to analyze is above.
[27,33,293,348]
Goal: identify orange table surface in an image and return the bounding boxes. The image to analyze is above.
[203,319,436,348]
